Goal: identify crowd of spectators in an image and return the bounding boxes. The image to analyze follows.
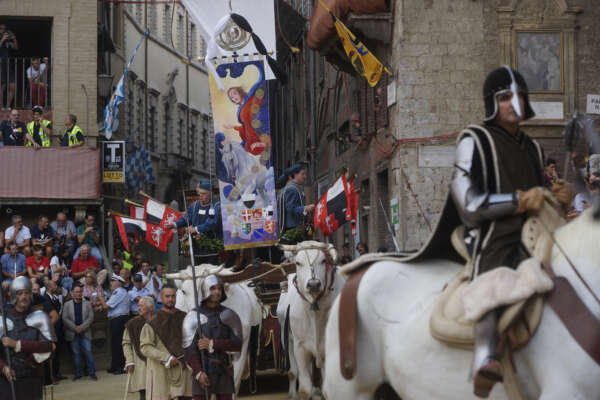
[0,215,169,384]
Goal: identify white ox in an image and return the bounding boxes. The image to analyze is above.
[277,274,299,399]
[323,207,600,400]
[166,264,263,394]
[278,241,346,399]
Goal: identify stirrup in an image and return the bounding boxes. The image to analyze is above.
[473,357,503,398]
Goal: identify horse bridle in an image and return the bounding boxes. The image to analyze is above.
[292,247,336,311]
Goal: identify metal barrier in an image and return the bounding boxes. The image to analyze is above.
[0,56,51,109]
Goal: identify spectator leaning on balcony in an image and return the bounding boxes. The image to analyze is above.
[30,215,55,259]
[60,113,84,147]
[26,106,52,148]
[4,214,31,257]
[0,24,18,110]
[75,213,103,265]
[26,57,49,108]
[0,109,26,146]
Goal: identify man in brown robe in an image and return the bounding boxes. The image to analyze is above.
[140,285,192,400]
[123,295,154,399]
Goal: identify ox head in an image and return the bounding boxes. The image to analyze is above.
[165,264,224,311]
[280,241,338,306]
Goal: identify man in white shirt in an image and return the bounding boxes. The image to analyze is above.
[50,211,77,257]
[4,214,31,256]
[26,57,49,107]
[136,260,161,299]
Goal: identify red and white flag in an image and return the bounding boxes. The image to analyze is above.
[314,174,359,236]
[113,214,173,252]
[129,205,144,219]
[143,197,184,228]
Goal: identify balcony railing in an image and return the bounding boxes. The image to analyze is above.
[0,57,52,110]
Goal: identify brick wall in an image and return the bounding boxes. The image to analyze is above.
[390,0,488,250]
[0,0,98,145]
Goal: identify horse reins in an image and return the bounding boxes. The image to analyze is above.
[537,216,600,307]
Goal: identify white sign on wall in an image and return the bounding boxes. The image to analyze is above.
[418,145,455,168]
[530,101,564,119]
[587,95,600,115]
[387,80,396,106]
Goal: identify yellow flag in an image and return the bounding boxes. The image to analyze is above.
[331,12,391,87]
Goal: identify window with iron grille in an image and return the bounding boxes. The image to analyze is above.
[147,91,159,152]
[177,14,185,53]
[135,3,143,24]
[177,105,187,156]
[148,1,158,34]
[189,23,198,59]
[136,82,146,145]
[162,4,172,44]
[125,73,136,140]
[190,111,200,165]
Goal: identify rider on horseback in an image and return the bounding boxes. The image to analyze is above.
[450,66,570,398]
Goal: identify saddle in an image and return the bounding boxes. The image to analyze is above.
[429,196,565,351]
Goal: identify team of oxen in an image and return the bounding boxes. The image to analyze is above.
[165,206,600,400]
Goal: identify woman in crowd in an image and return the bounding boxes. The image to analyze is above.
[82,269,105,312]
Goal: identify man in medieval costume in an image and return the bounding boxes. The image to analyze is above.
[123,295,155,399]
[277,164,315,244]
[450,66,570,397]
[0,276,56,400]
[183,275,242,400]
[140,285,193,400]
[169,179,222,265]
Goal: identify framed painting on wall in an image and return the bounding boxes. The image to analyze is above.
[515,31,563,93]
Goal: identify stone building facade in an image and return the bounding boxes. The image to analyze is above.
[103,1,213,207]
[278,0,599,253]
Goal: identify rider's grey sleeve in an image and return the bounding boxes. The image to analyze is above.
[450,136,519,227]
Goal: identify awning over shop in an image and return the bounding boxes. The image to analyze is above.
[306,0,389,50]
[0,147,101,200]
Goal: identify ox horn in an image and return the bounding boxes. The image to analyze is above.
[165,271,186,280]
[207,264,225,275]
[279,244,298,252]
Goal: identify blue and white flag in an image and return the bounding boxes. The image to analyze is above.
[126,146,155,190]
[100,31,148,139]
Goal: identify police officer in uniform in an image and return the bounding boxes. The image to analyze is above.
[26,106,52,148]
[0,276,56,400]
[60,113,84,147]
[98,273,130,374]
[169,179,222,265]
[450,66,570,398]
[183,275,242,400]
[277,164,315,244]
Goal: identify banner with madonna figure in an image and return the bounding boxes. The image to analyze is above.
[209,59,278,250]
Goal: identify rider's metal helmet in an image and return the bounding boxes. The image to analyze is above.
[483,66,535,122]
[10,275,33,303]
[200,274,227,303]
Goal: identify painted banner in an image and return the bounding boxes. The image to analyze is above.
[208,59,278,249]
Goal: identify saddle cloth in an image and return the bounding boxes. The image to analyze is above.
[430,197,566,350]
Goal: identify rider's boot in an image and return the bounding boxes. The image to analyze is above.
[472,311,503,398]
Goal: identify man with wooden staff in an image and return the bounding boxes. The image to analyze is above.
[123,295,154,400]
[140,285,193,400]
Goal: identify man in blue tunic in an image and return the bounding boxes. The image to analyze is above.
[168,179,222,265]
[277,164,315,244]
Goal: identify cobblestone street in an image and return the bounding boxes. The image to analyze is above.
[52,371,288,399]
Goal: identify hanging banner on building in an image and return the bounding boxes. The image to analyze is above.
[102,141,125,183]
[209,59,278,249]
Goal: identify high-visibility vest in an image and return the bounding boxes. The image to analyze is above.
[65,125,84,146]
[26,120,51,147]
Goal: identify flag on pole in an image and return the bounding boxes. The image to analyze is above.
[317,0,390,87]
[113,214,173,252]
[142,195,184,228]
[129,205,144,219]
[314,173,359,236]
[125,146,155,190]
[100,31,148,139]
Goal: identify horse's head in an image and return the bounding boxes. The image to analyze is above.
[280,241,338,305]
